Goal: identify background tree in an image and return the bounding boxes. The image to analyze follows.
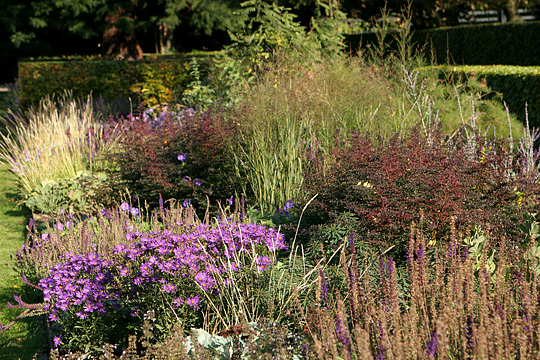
[2,0,244,59]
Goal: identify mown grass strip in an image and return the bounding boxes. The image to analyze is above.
[0,166,48,358]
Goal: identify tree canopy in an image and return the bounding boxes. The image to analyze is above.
[2,0,245,59]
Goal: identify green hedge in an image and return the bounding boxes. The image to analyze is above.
[17,53,215,110]
[345,21,540,66]
[422,65,540,127]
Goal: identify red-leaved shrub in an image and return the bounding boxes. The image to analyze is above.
[303,127,536,259]
[105,107,245,213]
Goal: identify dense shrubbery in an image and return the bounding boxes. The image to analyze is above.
[301,126,538,263]
[425,65,540,127]
[104,107,244,214]
[346,21,540,66]
[3,2,540,359]
[17,57,198,110]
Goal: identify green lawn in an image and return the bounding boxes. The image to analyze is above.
[0,92,47,359]
[0,92,9,119]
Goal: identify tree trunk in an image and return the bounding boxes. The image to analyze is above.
[503,0,522,22]
[154,22,172,54]
[102,8,143,60]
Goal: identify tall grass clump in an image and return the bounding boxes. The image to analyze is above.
[0,93,120,203]
[231,54,403,214]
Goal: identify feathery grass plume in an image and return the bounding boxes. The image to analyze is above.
[0,92,120,203]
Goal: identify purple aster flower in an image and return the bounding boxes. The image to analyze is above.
[285,200,294,209]
[182,199,192,208]
[76,311,88,319]
[227,196,234,206]
[53,335,62,348]
[194,179,203,186]
[120,202,130,211]
[173,297,183,308]
[130,207,140,216]
[162,283,177,293]
[119,267,129,277]
[48,313,58,322]
[177,153,187,162]
[185,295,201,310]
[56,222,64,231]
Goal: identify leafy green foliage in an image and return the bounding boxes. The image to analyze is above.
[180,57,216,111]
[24,172,108,216]
[211,0,346,104]
[3,0,244,57]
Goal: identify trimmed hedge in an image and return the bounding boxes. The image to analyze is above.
[422,65,540,127]
[345,21,540,66]
[17,53,215,109]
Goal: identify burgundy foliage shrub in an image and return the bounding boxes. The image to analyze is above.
[105,108,244,213]
[303,128,536,258]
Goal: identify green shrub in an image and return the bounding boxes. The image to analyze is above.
[16,55,209,110]
[424,64,540,127]
[346,21,540,66]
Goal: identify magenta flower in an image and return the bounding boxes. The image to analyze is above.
[185,295,201,310]
[162,283,177,293]
[53,335,62,348]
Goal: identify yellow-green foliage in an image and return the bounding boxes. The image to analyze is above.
[17,56,207,109]
[426,64,540,127]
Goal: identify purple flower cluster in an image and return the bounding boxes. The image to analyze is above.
[39,219,287,326]
[120,202,140,217]
[39,253,117,320]
[275,200,294,216]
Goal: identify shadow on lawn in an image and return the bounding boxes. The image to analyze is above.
[0,279,49,359]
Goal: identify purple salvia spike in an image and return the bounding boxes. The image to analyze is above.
[425,329,439,358]
[21,272,43,290]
